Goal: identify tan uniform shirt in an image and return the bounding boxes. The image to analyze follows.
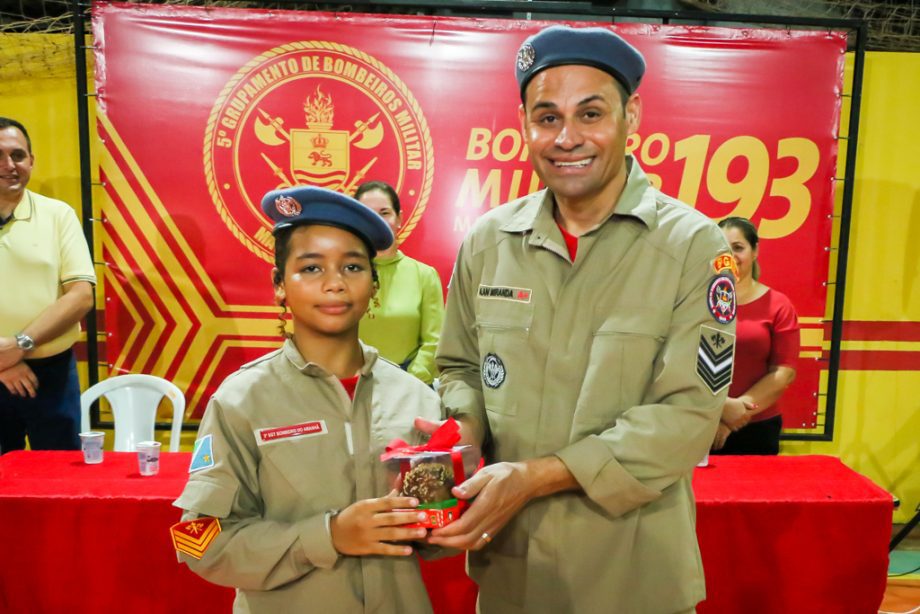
[437,158,735,613]
[174,340,442,614]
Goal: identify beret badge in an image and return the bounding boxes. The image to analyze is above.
[516,43,536,71]
[274,195,302,217]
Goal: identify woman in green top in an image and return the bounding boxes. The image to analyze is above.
[355,181,444,385]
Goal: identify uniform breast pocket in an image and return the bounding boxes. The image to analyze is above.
[577,318,667,429]
[475,300,533,417]
[258,430,347,512]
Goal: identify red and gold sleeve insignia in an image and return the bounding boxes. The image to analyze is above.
[170,517,221,560]
[712,253,738,279]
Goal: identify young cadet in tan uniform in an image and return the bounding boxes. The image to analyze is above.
[427,27,737,613]
[173,187,442,613]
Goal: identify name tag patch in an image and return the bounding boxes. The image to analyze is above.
[478,285,532,303]
[255,420,328,446]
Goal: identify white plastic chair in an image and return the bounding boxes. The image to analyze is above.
[80,374,185,452]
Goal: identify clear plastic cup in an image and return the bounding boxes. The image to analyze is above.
[136,441,162,476]
[79,431,105,464]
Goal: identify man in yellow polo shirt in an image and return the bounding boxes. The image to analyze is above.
[0,117,96,453]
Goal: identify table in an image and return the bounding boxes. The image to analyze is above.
[0,453,890,613]
[694,455,891,613]
[0,450,473,613]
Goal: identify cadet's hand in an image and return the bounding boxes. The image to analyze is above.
[712,423,732,450]
[427,457,573,551]
[722,397,756,432]
[330,491,428,557]
[0,362,38,398]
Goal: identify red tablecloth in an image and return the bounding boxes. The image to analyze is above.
[0,452,890,613]
[694,455,891,613]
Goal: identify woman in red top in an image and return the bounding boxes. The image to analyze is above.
[711,217,800,455]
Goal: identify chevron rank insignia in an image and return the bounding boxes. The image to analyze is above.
[697,325,735,394]
[170,517,221,560]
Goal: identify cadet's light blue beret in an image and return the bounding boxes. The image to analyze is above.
[261,186,394,252]
[515,25,646,99]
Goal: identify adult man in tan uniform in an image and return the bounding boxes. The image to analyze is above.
[429,26,737,613]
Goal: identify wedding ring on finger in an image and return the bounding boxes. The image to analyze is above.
[480,532,492,544]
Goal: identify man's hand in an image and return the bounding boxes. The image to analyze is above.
[427,456,577,551]
[0,362,38,398]
[722,397,756,432]
[712,423,732,451]
[330,492,428,557]
[0,337,26,372]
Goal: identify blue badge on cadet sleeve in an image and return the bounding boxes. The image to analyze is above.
[707,275,736,324]
[482,353,506,389]
[189,434,215,473]
[697,325,735,395]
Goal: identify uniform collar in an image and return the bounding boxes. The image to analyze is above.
[499,156,657,236]
[614,157,657,229]
[282,337,379,377]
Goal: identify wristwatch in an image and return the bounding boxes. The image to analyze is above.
[15,333,35,351]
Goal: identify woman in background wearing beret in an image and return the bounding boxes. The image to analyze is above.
[355,181,444,386]
[173,186,441,613]
[711,217,800,455]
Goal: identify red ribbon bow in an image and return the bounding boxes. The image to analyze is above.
[380,417,461,461]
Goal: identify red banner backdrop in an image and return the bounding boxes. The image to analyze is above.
[93,3,845,427]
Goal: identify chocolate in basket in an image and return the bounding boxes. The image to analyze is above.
[380,418,481,528]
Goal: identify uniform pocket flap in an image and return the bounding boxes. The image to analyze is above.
[174,478,239,518]
[475,290,534,331]
[595,312,667,339]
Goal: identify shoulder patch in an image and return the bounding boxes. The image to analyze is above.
[170,517,221,560]
[189,435,215,473]
[696,325,735,395]
[707,275,736,324]
[712,253,738,278]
